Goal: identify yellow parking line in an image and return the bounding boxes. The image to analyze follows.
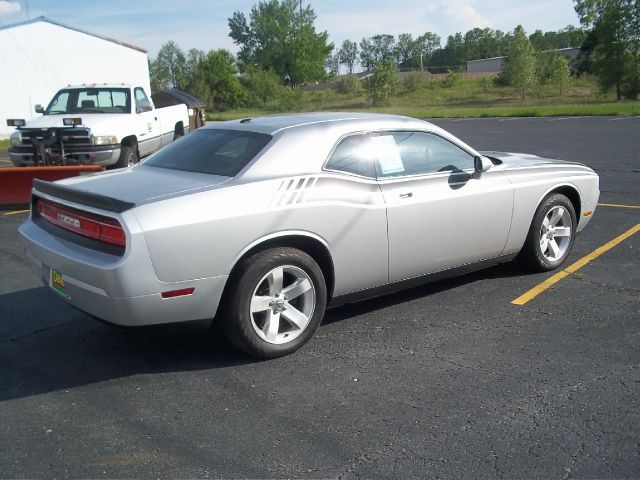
[512,223,640,306]
[3,209,29,216]
[598,203,640,209]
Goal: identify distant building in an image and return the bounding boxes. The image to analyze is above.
[466,56,506,73]
[466,47,581,74]
[540,47,580,59]
[0,16,149,137]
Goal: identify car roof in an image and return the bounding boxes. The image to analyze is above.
[205,112,435,135]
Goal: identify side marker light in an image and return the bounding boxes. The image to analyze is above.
[161,288,195,299]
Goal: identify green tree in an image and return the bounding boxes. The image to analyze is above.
[149,59,171,93]
[549,54,572,94]
[366,61,400,106]
[240,67,283,106]
[338,39,358,74]
[414,32,441,71]
[463,28,505,60]
[326,50,340,76]
[575,0,640,99]
[430,33,465,71]
[395,33,415,68]
[556,25,587,48]
[182,48,208,100]
[197,50,245,111]
[504,26,537,100]
[153,41,187,89]
[359,34,396,71]
[228,0,333,85]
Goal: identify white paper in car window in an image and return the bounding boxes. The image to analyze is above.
[371,135,404,174]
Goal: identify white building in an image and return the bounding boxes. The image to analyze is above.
[0,16,149,137]
[466,56,506,73]
[466,48,581,74]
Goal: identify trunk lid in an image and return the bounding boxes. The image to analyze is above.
[41,165,232,207]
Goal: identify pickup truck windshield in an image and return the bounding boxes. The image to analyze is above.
[45,88,131,114]
[143,129,272,177]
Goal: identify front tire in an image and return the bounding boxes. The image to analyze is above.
[519,193,577,272]
[115,145,138,169]
[222,247,327,359]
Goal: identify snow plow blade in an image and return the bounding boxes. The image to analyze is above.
[0,165,104,209]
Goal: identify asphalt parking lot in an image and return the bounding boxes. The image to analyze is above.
[1,116,638,478]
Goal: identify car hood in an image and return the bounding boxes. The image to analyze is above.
[52,165,232,206]
[479,151,580,169]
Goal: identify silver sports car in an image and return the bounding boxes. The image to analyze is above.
[19,113,600,358]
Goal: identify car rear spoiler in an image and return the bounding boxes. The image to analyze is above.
[33,179,135,213]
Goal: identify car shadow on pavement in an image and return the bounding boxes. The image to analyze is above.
[323,260,527,325]
[0,261,527,402]
[0,286,255,402]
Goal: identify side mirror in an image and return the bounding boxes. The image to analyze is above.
[474,155,492,173]
[136,99,153,113]
[35,104,44,114]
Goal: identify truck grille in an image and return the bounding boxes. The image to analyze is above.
[21,128,92,149]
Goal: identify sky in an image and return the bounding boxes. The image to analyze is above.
[0,0,582,57]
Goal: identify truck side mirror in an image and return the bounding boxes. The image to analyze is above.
[35,104,44,114]
[136,99,153,113]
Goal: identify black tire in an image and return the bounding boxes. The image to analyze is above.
[519,193,577,272]
[173,123,184,140]
[222,247,327,359]
[115,145,138,169]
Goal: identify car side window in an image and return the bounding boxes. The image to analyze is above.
[374,131,475,178]
[325,134,375,178]
[134,88,149,110]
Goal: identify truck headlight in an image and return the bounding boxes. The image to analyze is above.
[10,131,22,147]
[93,135,119,146]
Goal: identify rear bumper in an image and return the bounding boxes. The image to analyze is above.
[19,216,228,327]
[9,146,121,167]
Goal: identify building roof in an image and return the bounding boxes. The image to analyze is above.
[467,56,506,64]
[0,16,146,53]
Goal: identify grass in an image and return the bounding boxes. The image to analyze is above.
[208,75,639,120]
[0,139,9,151]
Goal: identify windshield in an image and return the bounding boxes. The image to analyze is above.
[45,88,131,114]
[142,129,272,177]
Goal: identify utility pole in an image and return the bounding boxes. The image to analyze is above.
[25,0,30,20]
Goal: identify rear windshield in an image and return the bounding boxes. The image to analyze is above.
[143,129,272,176]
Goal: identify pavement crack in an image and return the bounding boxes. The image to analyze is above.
[562,441,586,480]
[1,319,87,344]
[426,344,533,386]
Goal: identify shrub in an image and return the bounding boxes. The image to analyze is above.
[478,75,493,93]
[240,67,283,107]
[336,74,363,96]
[366,61,400,106]
[441,69,460,88]
[403,72,426,92]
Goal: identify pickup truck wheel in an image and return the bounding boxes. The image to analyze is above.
[115,146,138,169]
[222,247,327,359]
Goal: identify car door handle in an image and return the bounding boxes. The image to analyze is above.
[398,191,413,198]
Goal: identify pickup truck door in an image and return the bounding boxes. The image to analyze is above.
[373,131,513,282]
[134,87,161,156]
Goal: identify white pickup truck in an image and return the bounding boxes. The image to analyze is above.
[8,84,190,168]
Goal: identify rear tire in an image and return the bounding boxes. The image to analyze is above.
[222,247,327,359]
[115,145,138,169]
[519,193,577,272]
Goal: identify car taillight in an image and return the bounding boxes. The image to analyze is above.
[36,199,126,248]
